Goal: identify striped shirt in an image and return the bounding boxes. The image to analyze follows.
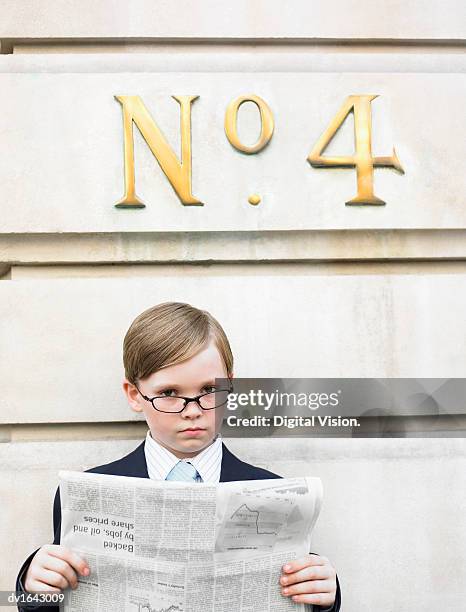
[144,429,223,483]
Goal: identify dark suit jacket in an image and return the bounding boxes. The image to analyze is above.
[16,440,341,611]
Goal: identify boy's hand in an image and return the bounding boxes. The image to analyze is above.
[24,545,89,593]
[280,554,337,608]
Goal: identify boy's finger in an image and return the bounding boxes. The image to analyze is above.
[36,568,73,591]
[281,578,334,596]
[291,593,335,606]
[42,556,80,589]
[26,579,62,594]
[280,564,329,585]
[282,554,327,573]
[48,546,89,576]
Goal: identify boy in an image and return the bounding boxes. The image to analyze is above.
[16,302,341,611]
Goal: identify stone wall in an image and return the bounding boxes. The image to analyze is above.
[1,2,465,610]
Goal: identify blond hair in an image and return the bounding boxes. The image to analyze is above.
[123,302,233,384]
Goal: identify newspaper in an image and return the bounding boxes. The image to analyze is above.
[58,470,323,612]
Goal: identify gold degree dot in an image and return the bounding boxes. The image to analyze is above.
[248,194,261,206]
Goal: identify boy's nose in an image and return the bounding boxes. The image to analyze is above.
[182,399,203,416]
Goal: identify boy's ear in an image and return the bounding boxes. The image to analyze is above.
[122,378,144,413]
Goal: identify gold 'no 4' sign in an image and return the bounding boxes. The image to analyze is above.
[114,94,404,208]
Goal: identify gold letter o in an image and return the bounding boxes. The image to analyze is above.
[224,94,274,154]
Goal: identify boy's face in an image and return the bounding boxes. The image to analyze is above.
[123,339,230,459]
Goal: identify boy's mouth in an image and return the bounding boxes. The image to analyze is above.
[179,427,206,435]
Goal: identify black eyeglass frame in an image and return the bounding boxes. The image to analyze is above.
[135,383,233,414]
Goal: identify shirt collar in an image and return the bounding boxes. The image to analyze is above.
[144,429,223,483]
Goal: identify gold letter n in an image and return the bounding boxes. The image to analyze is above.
[115,95,202,208]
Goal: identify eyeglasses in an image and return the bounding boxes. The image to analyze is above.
[135,384,233,414]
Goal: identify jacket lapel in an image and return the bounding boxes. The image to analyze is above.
[117,440,150,479]
[220,443,254,482]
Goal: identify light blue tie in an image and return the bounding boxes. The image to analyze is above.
[165,460,203,482]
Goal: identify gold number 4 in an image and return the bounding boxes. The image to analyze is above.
[308,95,404,205]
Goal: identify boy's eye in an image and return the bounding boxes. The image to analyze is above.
[202,385,216,394]
[160,389,178,397]
[158,385,216,397]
